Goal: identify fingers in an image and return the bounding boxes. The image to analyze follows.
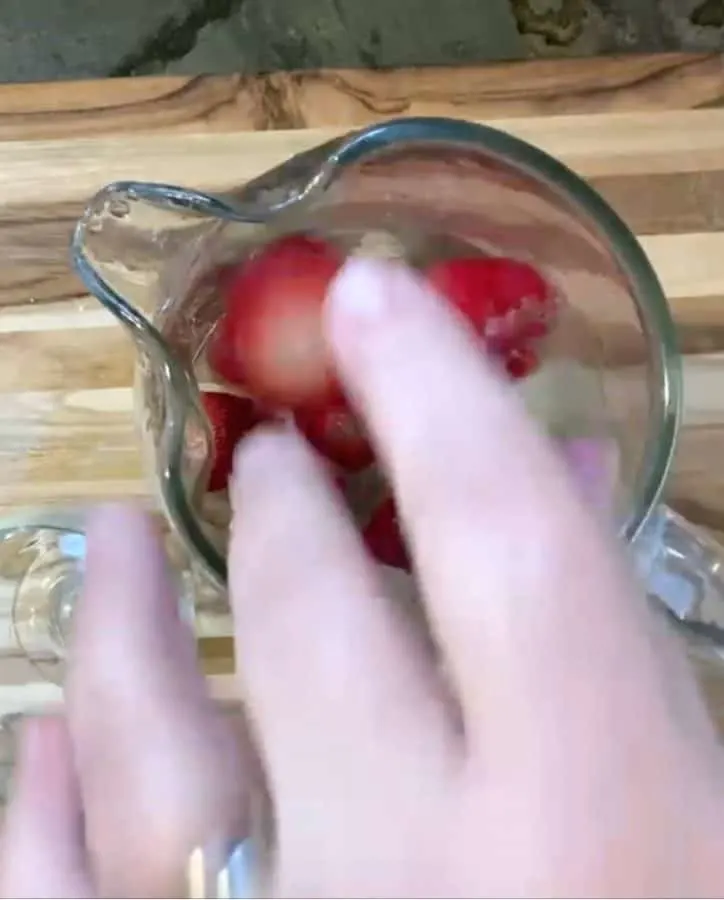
[0,717,93,898]
[325,259,688,748]
[229,429,454,862]
[66,505,250,897]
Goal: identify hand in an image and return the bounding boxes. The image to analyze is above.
[0,512,253,898]
[4,259,724,898]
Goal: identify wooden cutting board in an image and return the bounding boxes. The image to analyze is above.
[1,51,724,725]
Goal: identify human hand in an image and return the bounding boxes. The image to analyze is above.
[223,259,724,897]
[0,510,253,898]
[4,258,724,898]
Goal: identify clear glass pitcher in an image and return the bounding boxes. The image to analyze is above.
[10,115,722,671]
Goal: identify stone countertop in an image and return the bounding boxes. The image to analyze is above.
[0,0,722,85]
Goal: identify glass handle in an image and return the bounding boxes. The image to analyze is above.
[636,505,724,662]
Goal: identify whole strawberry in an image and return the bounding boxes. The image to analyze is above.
[207,234,344,409]
[425,255,556,378]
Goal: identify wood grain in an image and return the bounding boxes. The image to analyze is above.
[2,54,724,732]
[0,53,720,142]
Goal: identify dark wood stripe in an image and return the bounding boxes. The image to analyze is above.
[0,204,82,308]
[599,296,724,367]
[592,171,724,237]
[0,53,720,142]
[671,497,724,538]
[669,425,724,540]
[200,637,235,675]
[673,302,724,357]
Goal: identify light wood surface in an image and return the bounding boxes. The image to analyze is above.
[1,53,724,736]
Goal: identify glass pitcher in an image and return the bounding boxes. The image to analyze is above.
[16,114,719,669]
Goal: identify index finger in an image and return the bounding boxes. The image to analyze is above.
[325,260,701,750]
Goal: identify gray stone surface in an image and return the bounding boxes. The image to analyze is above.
[510,0,666,56]
[160,0,527,77]
[0,0,197,81]
[659,0,724,49]
[0,0,720,85]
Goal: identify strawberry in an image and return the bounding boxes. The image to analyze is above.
[295,402,374,472]
[504,345,539,380]
[363,498,411,571]
[200,391,269,492]
[206,315,241,386]
[425,256,555,378]
[207,234,344,408]
[332,473,348,496]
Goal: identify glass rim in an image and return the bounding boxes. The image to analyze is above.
[73,116,682,587]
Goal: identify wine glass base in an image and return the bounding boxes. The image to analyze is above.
[7,528,86,685]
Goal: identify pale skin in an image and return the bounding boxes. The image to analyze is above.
[3,259,724,898]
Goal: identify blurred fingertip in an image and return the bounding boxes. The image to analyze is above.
[231,423,314,505]
[85,502,159,552]
[3,715,92,896]
[10,715,78,822]
[18,714,53,766]
[78,503,178,632]
[16,714,69,779]
[327,256,397,323]
[326,257,433,344]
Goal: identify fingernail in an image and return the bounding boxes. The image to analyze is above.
[231,425,306,507]
[84,504,164,588]
[326,257,427,341]
[86,503,154,551]
[328,258,395,322]
[82,504,180,626]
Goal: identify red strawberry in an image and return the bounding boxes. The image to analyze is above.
[207,314,241,386]
[200,391,269,492]
[295,403,374,472]
[504,345,539,380]
[363,498,411,571]
[426,257,495,328]
[425,256,555,378]
[207,234,344,408]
